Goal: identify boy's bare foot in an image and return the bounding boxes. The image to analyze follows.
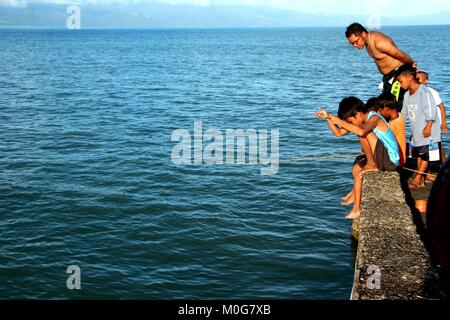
[341,199,355,206]
[345,209,361,220]
[341,194,355,205]
[341,190,353,202]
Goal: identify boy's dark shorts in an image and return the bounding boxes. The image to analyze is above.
[354,154,367,167]
[353,141,397,172]
[374,140,397,171]
[412,145,429,161]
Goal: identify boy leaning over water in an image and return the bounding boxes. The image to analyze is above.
[316,97,400,219]
[315,98,379,207]
[396,64,441,189]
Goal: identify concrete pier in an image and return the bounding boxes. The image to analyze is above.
[350,171,446,300]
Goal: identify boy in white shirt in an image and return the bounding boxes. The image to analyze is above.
[417,71,448,163]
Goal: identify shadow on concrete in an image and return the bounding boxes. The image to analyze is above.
[399,158,448,299]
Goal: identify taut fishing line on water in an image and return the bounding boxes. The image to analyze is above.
[219,152,442,178]
[220,153,364,165]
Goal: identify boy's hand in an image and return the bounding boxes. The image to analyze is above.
[314,109,328,119]
[423,124,432,138]
[442,123,448,134]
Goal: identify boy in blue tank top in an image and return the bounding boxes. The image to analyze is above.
[316,97,399,219]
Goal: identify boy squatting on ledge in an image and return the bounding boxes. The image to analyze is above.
[315,97,400,220]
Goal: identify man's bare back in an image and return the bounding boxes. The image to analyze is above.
[365,31,414,75]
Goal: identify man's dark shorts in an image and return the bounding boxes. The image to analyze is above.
[383,67,407,112]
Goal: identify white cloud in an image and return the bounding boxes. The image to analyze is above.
[0,0,27,7]
[1,0,450,17]
[164,0,210,6]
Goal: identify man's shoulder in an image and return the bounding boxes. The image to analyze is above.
[372,31,392,42]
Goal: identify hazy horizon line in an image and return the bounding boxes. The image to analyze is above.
[1,24,450,29]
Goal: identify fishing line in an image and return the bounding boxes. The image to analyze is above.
[218,152,442,178]
[219,153,364,165]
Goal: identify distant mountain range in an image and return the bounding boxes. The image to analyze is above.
[1,3,449,28]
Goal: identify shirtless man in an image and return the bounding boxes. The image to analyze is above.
[345,23,416,111]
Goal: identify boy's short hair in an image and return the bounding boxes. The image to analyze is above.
[338,96,366,120]
[395,64,416,78]
[376,92,397,110]
[365,97,378,113]
[417,70,429,80]
[345,23,368,38]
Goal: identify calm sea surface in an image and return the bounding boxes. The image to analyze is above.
[1,26,449,299]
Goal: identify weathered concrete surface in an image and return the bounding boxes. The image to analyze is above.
[351,171,447,300]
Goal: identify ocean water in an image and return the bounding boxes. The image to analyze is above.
[0,26,449,299]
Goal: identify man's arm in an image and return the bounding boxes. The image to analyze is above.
[375,36,415,65]
[438,103,448,134]
[327,115,378,137]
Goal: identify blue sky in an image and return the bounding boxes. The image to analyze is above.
[1,0,450,17]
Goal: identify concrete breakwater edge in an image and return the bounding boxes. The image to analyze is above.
[350,171,447,300]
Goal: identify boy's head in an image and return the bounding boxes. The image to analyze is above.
[395,64,418,90]
[417,71,429,85]
[338,96,367,126]
[376,92,397,120]
[365,97,378,113]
